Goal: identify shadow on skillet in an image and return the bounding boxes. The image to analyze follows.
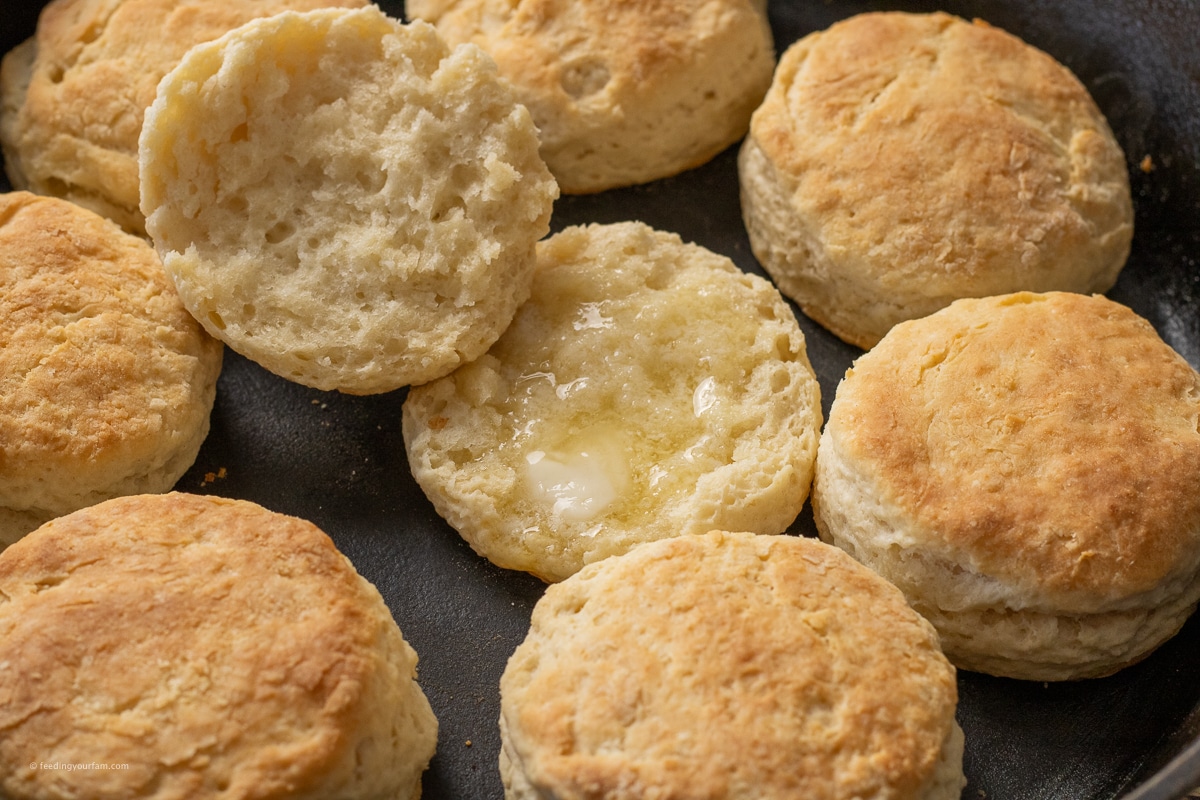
[1,0,1198,798]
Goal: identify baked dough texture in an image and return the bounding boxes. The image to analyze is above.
[403,221,822,582]
[0,191,222,548]
[739,11,1134,349]
[499,531,966,800]
[139,7,557,394]
[813,292,1200,681]
[0,492,438,800]
[0,0,368,235]
[407,0,775,194]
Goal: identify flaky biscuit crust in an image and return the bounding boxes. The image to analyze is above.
[740,12,1133,348]
[500,532,964,800]
[403,222,822,582]
[814,292,1200,679]
[408,0,774,193]
[0,192,222,536]
[0,493,437,799]
[0,0,367,234]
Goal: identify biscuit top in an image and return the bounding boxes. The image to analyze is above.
[829,292,1200,609]
[408,0,774,192]
[409,0,763,113]
[501,531,958,799]
[3,0,367,232]
[0,492,417,799]
[750,11,1132,302]
[0,192,221,515]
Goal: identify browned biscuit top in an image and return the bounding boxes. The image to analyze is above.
[0,191,222,517]
[408,0,774,193]
[501,532,959,799]
[832,292,1200,604]
[749,11,1131,325]
[0,492,416,799]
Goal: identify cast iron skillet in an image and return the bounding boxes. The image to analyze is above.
[2,1,1199,798]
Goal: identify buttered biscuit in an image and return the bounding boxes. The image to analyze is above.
[0,0,367,235]
[403,221,822,582]
[408,0,775,194]
[139,7,557,393]
[500,531,966,800]
[813,292,1200,680]
[0,493,438,800]
[740,12,1133,348]
[0,192,222,547]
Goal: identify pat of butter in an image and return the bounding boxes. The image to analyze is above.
[525,447,620,523]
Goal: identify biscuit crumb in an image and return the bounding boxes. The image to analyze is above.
[200,467,229,487]
[465,739,472,747]
[1140,154,1155,173]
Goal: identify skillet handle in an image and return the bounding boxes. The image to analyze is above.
[1123,736,1200,800]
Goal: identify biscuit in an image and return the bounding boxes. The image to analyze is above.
[0,191,223,547]
[139,7,558,394]
[403,221,822,582]
[0,492,438,799]
[407,0,775,194]
[812,292,1200,681]
[739,11,1134,349]
[0,0,368,235]
[499,531,966,800]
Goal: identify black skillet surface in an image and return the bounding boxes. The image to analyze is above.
[2,0,1199,798]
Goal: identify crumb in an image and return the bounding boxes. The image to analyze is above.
[1140,154,1155,173]
[200,467,229,487]
[465,740,472,747]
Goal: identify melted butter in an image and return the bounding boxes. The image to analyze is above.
[523,429,629,523]
[692,376,718,416]
[574,302,613,331]
[555,377,589,400]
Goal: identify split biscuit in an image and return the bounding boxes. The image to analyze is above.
[0,0,368,235]
[407,0,775,194]
[403,221,822,582]
[499,531,966,800]
[813,291,1200,681]
[0,191,222,547]
[0,492,438,800]
[739,11,1134,348]
[139,7,557,393]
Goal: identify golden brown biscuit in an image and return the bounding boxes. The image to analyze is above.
[0,192,222,546]
[813,292,1200,680]
[0,0,367,234]
[408,0,775,193]
[740,12,1134,348]
[0,492,438,800]
[403,221,822,582]
[139,7,557,394]
[500,531,965,800]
